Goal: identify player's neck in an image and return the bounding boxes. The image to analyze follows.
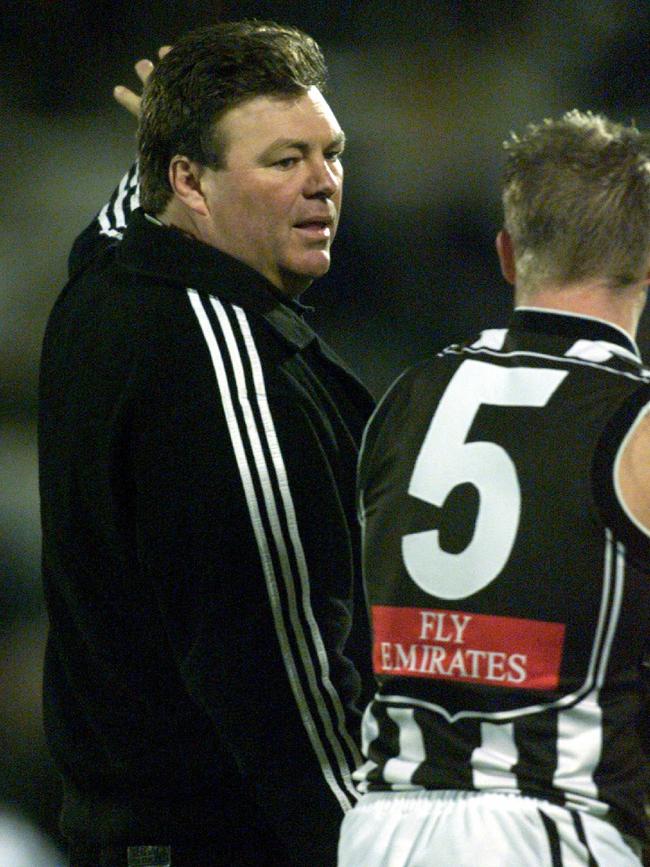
[515,281,647,341]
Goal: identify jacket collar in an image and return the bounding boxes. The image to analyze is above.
[511,306,641,361]
[115,209,317,350]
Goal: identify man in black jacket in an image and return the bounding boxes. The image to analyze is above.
[39,21,374,867]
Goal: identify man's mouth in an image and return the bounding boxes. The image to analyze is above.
[293,219,332,239]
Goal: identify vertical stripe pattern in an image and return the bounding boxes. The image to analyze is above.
[233,306,363,768]
[539,809,564,867]
[554,530,625,813]
[187,289,360,810]
[355,704,380,792]
[382,708,426,787]
[554,691,602,802]
[98,164,140,239]
[471,721,519,790]
[571,811,599,867]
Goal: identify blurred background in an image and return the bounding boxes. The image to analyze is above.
[2,0,650,860]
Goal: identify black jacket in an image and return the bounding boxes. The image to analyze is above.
[39,170,375,866]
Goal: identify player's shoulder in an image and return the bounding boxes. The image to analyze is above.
[364,349,456,434]
[396,335,482,391]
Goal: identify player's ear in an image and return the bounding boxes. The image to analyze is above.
[168,156,210,217]
[496,229,516,285]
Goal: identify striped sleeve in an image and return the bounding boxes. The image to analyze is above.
[187,289,362,812]
[97,163,140,240]
[68,164,140,278]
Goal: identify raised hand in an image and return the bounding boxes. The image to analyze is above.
[113,46,171,118]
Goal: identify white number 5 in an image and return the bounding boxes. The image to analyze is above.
[402,360,566,599]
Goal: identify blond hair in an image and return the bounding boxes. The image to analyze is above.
[502,110,650,293]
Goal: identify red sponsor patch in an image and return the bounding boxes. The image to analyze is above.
[372,605,565,690]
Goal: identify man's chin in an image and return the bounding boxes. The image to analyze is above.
[284,254,331,279]
[278,257,331,297]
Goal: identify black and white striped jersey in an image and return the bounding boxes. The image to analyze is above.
[39,171,375,865]
[356,308,650,841]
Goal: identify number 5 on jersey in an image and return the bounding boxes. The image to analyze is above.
[403,360,566,600]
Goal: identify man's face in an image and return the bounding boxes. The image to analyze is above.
[199,86,344,296]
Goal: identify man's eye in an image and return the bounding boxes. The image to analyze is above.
[274,157,299,169]
[326,151,343,162]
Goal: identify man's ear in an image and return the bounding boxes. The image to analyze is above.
[168,156,210,216]
[496,229,516,285]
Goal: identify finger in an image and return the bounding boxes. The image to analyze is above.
[158,45,172,59]
[113,85,142,118]
[134,58,155,85]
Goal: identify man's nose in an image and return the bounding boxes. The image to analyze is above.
[304,157,341,198]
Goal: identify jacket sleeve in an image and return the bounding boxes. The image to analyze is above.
[129,295,363,866]
[68,163,140,279]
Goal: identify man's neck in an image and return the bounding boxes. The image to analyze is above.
[157,201,202,242]
[515,281,647,340]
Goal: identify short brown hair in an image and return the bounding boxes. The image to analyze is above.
[138,20,328,214]
[502,111,650,292]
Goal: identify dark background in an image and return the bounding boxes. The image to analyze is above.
[2,1,650,860]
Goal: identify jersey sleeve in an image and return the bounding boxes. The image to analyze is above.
[67,163,140,279]
[129,297,362,865]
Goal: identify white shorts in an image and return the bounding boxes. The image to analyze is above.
[338,791,643,867]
